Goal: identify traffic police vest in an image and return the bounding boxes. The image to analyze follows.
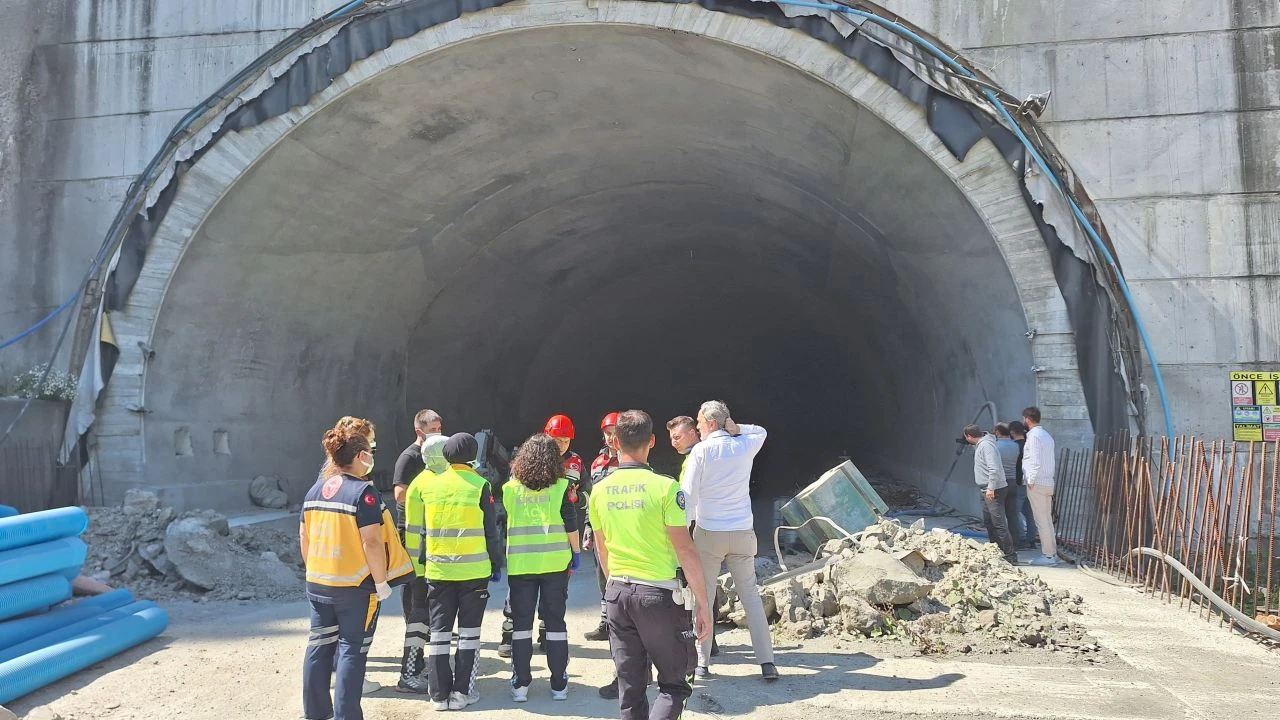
[504,477,571,576]
[302,474,413,589]
[418,467,491,582]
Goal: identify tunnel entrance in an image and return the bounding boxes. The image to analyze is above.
[92,3,1092,517]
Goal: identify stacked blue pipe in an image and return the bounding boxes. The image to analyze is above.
[0,506,168,704]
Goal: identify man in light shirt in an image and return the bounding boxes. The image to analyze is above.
[680,400,777,681]
[1021,406,1059,566]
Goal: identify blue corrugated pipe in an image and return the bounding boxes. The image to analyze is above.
[0,573,72,622]
[0,600,156,664]
[771,0,1175,438]
[0,537,87,586]
[0,507,89,552]
[0,605,169,704]
[0,506,17,519]
[0,589,134,649]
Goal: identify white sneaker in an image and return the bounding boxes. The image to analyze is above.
[497,643,512,658]
[448,691,469,710]
[430,699,450,711]
[466,691,480,706]
[551,687,568,701]
[362,679,381,695]
[511,685,529,703]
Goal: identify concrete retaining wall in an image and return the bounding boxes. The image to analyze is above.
[1,0,1275,473]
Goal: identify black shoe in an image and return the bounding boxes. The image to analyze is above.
[598,678,619,700]
[761,663,779,681]
[584,622,609,641]
[694,666,710,679]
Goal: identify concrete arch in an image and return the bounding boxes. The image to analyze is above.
[94,0,1089,512]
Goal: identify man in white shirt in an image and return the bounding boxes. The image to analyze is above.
[1021,406,1059,566]
[680,400,777,681]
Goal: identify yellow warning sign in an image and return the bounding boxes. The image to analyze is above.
[1234,423,1264,442]
[1257,381,1277,406]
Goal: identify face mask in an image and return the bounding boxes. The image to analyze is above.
[361,453,375,476]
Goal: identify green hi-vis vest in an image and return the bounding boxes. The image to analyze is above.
[503,477,571,576]
[417,467,491,582]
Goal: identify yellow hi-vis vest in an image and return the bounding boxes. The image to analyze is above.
[302,474,414,589]
[504,477,571,576]
[403,466,439,577]
[420,467,491,582]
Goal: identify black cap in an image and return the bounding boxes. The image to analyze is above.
[443,432,478,464]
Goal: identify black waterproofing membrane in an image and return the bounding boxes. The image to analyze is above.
[99,0,1133,438]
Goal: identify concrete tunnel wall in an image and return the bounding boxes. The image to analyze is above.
[86,1,1094,519]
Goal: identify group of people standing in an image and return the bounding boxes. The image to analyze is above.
[300,400,778,720]
[966,405,1058,567]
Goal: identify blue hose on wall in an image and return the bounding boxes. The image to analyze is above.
[0,589,134,649]
[0,507,89,552]
[0,605,169,704]
[0,600,156,664]
[0,537,87,586]
[0,573,73,623]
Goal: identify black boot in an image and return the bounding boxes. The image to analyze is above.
[584,621,609,641]
[598,677,619,699]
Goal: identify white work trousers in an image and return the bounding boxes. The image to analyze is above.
[693,527,774,666]
[1026,484,1057,557]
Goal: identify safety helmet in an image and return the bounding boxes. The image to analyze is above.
[544,414,575,439]
[600,412,620,430]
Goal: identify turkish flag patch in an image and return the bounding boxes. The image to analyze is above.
[362,492,377,506]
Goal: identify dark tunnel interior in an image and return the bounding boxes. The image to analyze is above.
[138,24,1039,518]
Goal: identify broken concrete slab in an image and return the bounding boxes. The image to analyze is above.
[829,548,934,606]
[164,512,297,594]
[122,488,161,515]
[248,475,289,509]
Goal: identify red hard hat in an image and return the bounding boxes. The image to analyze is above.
[544,414,575,439]
[600,412,620,430]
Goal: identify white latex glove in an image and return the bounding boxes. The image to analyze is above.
[375,581,392,601]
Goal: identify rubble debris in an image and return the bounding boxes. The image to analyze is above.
[83,491,303,602]
[249,475,290,509]
[739,519,1101,656]
[0,705,15,720]
[23,708,62,720]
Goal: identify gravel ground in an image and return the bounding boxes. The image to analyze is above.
[8,559,1278,720]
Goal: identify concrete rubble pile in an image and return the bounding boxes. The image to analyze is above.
[719,520,1099,656]
[82,489,303,601]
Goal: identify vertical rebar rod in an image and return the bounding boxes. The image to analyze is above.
[1267,439,1279,616]
[1181,439,1206,609]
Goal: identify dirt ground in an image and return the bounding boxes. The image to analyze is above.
[7,556,1280,720]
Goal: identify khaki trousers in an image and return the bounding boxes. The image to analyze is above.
[693,527,774,666]
[1027,484,1057,557]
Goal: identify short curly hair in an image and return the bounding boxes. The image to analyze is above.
[509,434,562,491]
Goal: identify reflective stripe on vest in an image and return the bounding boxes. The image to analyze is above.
[420,468,490,581]
[504,477,571,576]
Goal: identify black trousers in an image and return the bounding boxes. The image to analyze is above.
[981,487,1019,563]
[509,571,570,690]
[605,581,695,720]
[425,578,490,702]
[401,575,429,675]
